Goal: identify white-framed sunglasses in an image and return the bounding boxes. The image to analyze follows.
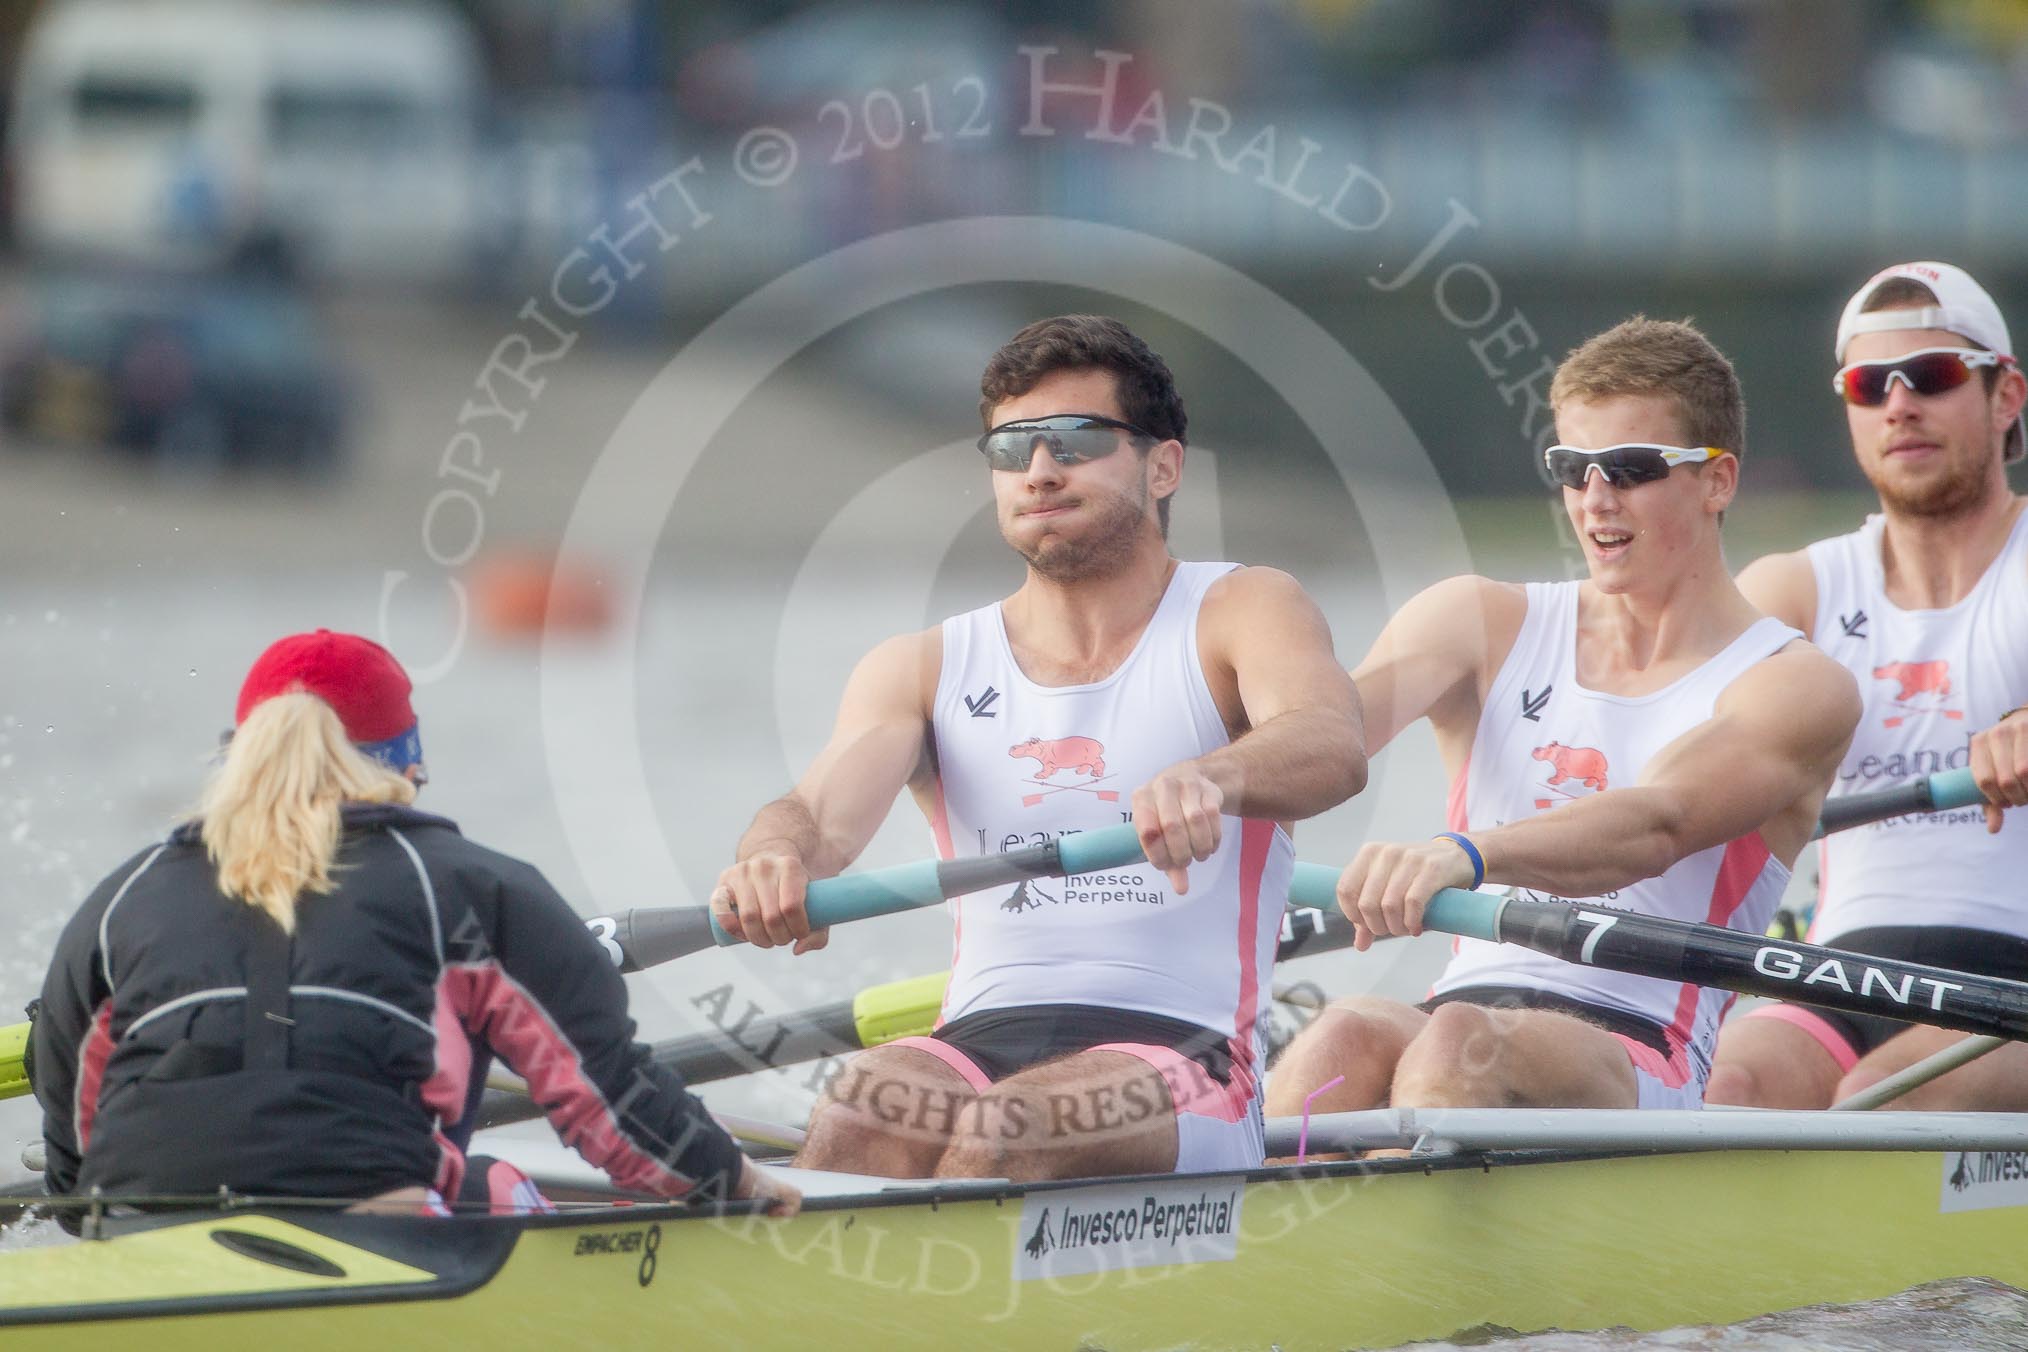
[1542,443,1727,491]
[1832,346,2013,406]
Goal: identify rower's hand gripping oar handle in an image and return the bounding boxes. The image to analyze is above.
[588,764,1973,975]
[1813,766,1981,839]
[1290,867,2028,1043]
[1286,864,1506,942]
[587,824,1149,973]
[1278,770,1977,941]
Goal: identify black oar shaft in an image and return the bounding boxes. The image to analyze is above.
[1486,894,2028,1042]
[1814,766,1980,838]
[1277,906,1356,963]
[478,910,1361,1133]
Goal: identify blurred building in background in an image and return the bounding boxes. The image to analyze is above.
[0,0,2025,490]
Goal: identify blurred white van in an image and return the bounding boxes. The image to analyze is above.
[8,0,485,283]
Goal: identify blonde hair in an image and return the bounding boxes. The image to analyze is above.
[196,693,416,932]
[1550,316,1746,457]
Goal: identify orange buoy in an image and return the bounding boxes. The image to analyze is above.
[468,549,615,638]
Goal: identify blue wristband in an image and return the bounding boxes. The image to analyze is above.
[1433,832,1485,890]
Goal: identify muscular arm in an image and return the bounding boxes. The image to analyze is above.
[1133,568,1363,890]
[1350,575,1527,755]
[1735,550,1817,634]
[1190,567,1367,817]
[1476,644,1859,895]
[718,629,937,949]
[1338,642,1859,945]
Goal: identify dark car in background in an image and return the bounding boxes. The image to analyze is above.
[0,268,350,476]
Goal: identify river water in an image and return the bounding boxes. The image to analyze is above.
[1392,1278,2028,1350]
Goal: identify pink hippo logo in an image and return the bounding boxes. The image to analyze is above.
[1532,742,1608,808]
[1874,660,1950,702]
[1009,736,1116,808]
[1872,659,1961,729]
[1009,736,1106,778]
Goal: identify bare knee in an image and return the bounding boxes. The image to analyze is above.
[1266,1008,1362,1100]
[935,1089,1058,1180]
[1705,1055,1808,1108]
[1830,1066,1880,1104]
[1702,1062,1764,1107]
[1392,1003,1508,1104]
[1709,1019,1840,1109]
[798,1093,890,1167]
[1265,1002,1419,1116]
[797,1053,971,1174]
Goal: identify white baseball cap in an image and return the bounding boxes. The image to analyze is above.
[1835,261,2022,463]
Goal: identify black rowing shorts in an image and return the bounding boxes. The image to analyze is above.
[929,1003,1232,1087]
[1419,984,1671,1055]
[1771,926,2028,1059]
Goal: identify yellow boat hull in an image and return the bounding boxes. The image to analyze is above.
[5,1149,2026,1350]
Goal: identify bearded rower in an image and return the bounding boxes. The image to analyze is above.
[1709,262,2028,1111]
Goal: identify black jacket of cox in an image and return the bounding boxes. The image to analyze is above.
[33,804,743,1203]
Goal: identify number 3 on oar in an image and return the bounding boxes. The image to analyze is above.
[584,824,1149,972]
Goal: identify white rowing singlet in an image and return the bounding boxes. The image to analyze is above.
[1807,508,2028,941]
[927,561,1294,1061]
[1432,581,1799,1082]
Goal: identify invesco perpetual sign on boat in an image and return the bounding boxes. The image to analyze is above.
[1014,1177,1243,1282]
[1750,946,1966,1011]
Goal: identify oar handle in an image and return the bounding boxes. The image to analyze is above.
[589,823,1150,972]
[1288,863,1504,941]
[775,822,1149,939]
[1814,766,1982,839]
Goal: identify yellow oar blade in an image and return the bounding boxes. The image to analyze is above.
[851,973,949,1048]
[0,1021,28,1102]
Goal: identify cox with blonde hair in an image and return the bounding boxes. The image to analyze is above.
[31,629,798,1219]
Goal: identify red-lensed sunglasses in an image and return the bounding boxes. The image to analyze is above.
[1833,347,2014,407]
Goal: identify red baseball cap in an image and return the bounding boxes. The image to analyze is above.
[236,630,423,773]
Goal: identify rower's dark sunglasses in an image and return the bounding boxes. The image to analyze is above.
[1833,347,2011,407]
[976,413,1155,471]
[1542,443,1726,491]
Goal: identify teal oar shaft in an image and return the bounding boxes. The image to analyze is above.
[592,824,1148,972]
[1813,766,1981,839]
[1287,863,1505,941]
[600,760,1976,977]
[784,822,1147,937]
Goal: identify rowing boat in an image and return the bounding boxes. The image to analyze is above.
[5,1109,2028,1349]
[5,766,2017,1347]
